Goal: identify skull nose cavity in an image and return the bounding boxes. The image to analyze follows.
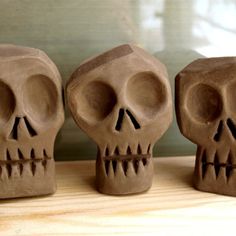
[213,119,236,142]
[115,108,124,131]
[213,120,223,142]
[23,117,37,137]
[126,109,141,130]
[227,118,236,139]
[115,108,141,131]
[9,116,37,140]
[9,117,20,140]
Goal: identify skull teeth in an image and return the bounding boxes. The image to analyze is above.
[4,147,50,161]
[201,148,236,181]
[0,160,50,179]
[103,143,152,157]
[103,158,149,177]
[0,147,51,179]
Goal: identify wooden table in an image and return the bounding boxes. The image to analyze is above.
[1,156,236,236]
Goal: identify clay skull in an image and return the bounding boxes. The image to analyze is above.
[0,44,64,199]
[67,44,172,195]
[176,57,236,196]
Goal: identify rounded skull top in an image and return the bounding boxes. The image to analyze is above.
[66,44,173,195]
[175,57,236,197]
[0,44,64,199]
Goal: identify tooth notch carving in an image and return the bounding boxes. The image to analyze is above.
[142,158,147,166]
[122,160,128,175]
[42,160,47,170]
[6,164,12,178]
[127,146,132,155]
[226,152,233,179]
[114,146,119,155]
[31,162,36,176]
[19,163,23,176]
[214,153,220,177]
[43,149,48,157]
[18,149,24,160]
[6,149,11,161]
[30,149,35,159]
[137,144,142,154]
[105,147,109,156]
[112,160,117,173]
[105,160,110,176]
[133,160,139,174]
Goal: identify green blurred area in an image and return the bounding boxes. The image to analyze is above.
[0,0,235,160]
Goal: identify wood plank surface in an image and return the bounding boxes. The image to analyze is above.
[1,156,236,236]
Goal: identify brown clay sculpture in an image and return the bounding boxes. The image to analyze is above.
[0,44,64,199]
[66,44,172,195]
[175,57,236,196]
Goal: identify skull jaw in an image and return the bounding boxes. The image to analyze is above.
[96,154,153,195]
[0,159,56,199]
[194,145,236,197]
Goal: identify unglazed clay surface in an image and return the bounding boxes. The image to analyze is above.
[175,57,236,196]
[66,44,172,195]
[0,44,64,199]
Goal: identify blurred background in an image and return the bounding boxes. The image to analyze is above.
[0,0,236,160]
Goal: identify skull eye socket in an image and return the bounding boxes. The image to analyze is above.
[23,75,58,122]
[0,81,15,124]
[227,81,236,114]
[126,72,167,119]
[75,81,117,124]
[186,84,222,123]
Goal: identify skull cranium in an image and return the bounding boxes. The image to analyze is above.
[0,44,64,199]
[67,44,172,195]
[176,57,236,196]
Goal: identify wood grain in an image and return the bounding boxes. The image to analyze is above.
[1,156,236,236]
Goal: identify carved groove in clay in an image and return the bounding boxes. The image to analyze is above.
[0,81,15,123]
